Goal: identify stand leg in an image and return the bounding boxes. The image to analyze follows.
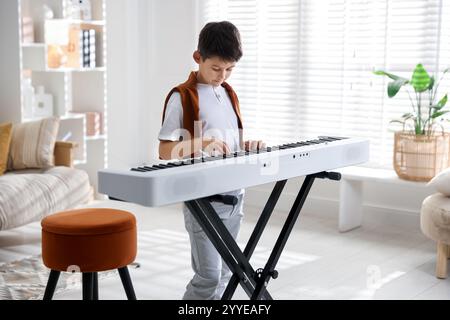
[185,200,270,299]
[222,179,287,300]
[251,174,316,300]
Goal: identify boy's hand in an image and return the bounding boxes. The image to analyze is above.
[202,138,231,156]
[244,140,266,151]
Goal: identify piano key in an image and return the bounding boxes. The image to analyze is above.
[142,166,158,171]
[152,164,170,169]
[203,156,217,161]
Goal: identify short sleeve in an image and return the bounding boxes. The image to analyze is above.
[158,92,184,141]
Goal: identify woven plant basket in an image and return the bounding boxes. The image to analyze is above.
[393,131,450,182]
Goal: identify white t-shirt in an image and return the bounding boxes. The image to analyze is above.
[158,83,244,196]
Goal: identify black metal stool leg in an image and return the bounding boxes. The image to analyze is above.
[43,270,60,300]
[82,272,94,300]
[118,266,136,300]
[93,272,99,300]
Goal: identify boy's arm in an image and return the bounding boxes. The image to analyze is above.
[159,138,231,160]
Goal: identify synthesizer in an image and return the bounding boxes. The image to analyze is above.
[98,136,369,207]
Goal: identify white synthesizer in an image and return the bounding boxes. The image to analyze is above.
[98,136,369,207]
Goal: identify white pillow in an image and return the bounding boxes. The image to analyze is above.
[428,167,450,197]
[8,117,60,170]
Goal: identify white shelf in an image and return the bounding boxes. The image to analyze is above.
[67,19,105,26]
[22,43,105,72]
[42,67,105,72]
[86,134,106,141]
[2,0,108,196]
[21,42,45,48]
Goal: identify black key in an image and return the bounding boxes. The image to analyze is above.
[131,168,147,172]
[152,164,169,169]
[142,166,157,171]
[318,138,334,142]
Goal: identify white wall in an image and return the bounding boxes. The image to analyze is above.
[0,0,21,123]
[107,0,198,168]
[106,0,435,227]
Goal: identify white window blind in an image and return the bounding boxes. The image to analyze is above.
[198,0,450,166]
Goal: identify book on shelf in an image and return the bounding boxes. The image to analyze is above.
[64,25,96,69]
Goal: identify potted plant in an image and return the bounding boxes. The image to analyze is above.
[374,64,450,181]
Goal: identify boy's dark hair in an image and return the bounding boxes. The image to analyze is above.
[198,21,242,62]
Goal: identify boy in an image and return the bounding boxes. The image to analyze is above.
[158,21,264,300]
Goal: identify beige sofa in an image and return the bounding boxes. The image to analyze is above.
[0,141,92,230]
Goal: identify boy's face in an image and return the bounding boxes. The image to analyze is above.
[194,51,236,86]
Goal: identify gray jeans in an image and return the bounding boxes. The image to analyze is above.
[182,193,244,300]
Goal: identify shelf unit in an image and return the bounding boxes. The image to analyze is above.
[0,0,107,196]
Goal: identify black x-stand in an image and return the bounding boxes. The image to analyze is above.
[184,171,341,300]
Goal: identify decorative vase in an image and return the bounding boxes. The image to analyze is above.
[47,45,67,69]
[33,86,53,118]
[70,0,92,20]
[393,131,450,182]
[22,77,35,118]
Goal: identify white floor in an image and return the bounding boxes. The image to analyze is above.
[0,199,448,300]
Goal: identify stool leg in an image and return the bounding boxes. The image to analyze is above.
[43,270,60,300]
[118,267,136,300]
[82,273,94,300]
[93,272,99,300]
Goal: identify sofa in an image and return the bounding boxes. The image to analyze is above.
[0,139,93,231]
[420,167,450,279]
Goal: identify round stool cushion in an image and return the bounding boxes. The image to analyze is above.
[41,208,137,272]
[420,193,450,244]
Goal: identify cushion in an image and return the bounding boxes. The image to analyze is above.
[0,123,12,175]
[41,208,137,272]
[420,193,450,244]
[42,208,136,235]
[428,167,450,197]
[8,117,60,170]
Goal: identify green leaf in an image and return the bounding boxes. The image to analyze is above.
[436,94,448,109]
[410,64,431,92]
[389,119,405,125]
[401,113,414,120]
[428,76,435,90]
[431,110,450,119]
[388,79,409,97]
[373,70,407,81]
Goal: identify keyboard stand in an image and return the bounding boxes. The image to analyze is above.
[184,171,341,300]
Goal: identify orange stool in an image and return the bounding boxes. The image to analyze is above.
[41,208,137,300]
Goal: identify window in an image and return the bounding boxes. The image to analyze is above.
[198,0,450,166]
